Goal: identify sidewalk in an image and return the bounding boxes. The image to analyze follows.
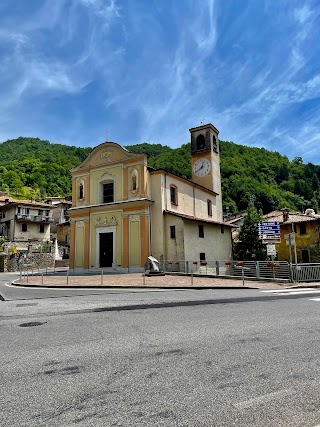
[13,272,288,289]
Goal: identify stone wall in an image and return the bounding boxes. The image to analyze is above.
[0,252,55,272]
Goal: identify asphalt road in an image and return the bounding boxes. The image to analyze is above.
[2,279,320,426]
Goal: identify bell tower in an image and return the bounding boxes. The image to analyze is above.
[189,123,222,221]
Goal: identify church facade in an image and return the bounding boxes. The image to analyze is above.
[69,124,232,271]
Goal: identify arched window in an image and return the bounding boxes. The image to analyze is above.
[79,182,84,199]
[196,134,205,151]
[207,199,212,217]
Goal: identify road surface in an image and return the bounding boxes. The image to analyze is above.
[1,276,320,426]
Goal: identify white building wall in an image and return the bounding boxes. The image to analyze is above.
[164,175,218,221]
[14,221,50,241]
[149,173,166,260]
[2,205,52,242]
[164,215,185,261]
[149,170,227,260]
[210,151,223,222]
[165,175,194,216]
[183,221,232,261]
[193,188,217,220]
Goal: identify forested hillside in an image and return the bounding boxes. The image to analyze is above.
[0,137,319,215]
[0,137,91,199]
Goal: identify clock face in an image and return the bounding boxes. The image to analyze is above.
[193,158,211,177]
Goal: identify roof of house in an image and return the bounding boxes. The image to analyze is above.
[0,196,56,209]
[164,210,233,227]
[224,216,243,226]
[264,210,320,224]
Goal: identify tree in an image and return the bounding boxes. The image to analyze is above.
[233,202,267,261]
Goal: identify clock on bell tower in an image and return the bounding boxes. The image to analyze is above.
[189,123,222,221]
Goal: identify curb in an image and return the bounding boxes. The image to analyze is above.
[11,280,258,290]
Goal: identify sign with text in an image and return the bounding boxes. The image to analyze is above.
[267,244,277,256]
[258,221,281,243]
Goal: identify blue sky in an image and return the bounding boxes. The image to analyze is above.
[0,0,320,163]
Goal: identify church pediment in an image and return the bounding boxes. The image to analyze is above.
[71,142,145,171]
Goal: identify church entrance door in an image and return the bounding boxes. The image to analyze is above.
[99,232,113,267]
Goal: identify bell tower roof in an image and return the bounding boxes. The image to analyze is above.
[189,122,219,155]
[189,123,219,134]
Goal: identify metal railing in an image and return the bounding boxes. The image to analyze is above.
[159,260,291,281]
[15,214,54,222]
[291,264,320,282]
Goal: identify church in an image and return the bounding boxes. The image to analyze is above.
[69,123,232,272]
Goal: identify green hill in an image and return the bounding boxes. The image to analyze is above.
[0,137,319,214]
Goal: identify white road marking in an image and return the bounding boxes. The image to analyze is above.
[234,388,293,409]
[261,289,320,296]
[261,288,315,293]
[4,283,180,293]
[278,291,320,296]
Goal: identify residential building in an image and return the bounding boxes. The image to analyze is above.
[0,197,55,242]
[265,209,320,263]
[56,221,70,258]
[43,197,71,241]
[69,123,233,272]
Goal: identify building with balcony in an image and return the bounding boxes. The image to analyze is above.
[0,196,55,242]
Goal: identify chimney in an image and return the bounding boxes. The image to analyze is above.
[305,208,315,216]
[282,208,289,222]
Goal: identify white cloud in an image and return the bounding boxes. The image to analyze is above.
[80,0,121,19]
[294,4,313,25]
[1,0,320,165]
[193,0,217,55]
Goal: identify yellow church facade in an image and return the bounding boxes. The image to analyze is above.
[69,124,232,272]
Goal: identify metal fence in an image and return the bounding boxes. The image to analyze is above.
[159,260,291,281]
[291,264,320,282]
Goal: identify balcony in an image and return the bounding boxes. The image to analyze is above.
[15,214,54,223]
